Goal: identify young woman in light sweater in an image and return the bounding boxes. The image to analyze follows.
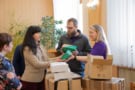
[21,26,50,90]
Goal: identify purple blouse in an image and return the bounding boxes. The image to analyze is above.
[90,41,107,59]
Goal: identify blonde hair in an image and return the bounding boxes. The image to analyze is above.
[89,24,111,55]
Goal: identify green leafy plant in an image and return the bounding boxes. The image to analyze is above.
[7,21,27,59]
[6,16,65,59]
[40,16,66,49]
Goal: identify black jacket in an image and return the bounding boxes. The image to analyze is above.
[57,30,91,77]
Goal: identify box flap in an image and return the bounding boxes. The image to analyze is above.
[93,59,112,65]
[106,55,113,60]
[88,55,104,62]
[88,55,113,65]
[53,72,81,81]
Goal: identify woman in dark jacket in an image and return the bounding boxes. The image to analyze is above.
[13,44,25,79]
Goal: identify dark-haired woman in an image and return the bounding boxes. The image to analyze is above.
[21,26,50,90]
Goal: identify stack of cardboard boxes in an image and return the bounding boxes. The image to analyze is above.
[46,54,125,90]
[45,62,82,90]
[82,55,125,90]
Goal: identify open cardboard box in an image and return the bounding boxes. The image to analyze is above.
[46,58,82,90]
[85,55,113,79]
[45,72,82,90]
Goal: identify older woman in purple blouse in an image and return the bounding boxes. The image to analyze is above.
[75,24,111,62]
[89,24,111,59]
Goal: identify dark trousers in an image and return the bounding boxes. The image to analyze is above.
[21,79,45,90]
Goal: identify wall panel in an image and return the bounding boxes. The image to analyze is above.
[0,0,53,32]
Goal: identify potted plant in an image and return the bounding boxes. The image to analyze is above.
[7,20,27,59]
[40,16,66,50]
[7,16,65,59]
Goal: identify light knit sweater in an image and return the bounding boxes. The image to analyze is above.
[21,46,49,82]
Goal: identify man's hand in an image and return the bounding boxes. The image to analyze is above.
[55,54,75,62]
[72,50,79,56]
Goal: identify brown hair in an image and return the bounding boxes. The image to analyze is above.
[0,33,12,51]
[67,18,78,27]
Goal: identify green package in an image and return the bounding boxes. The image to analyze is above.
[62,45,77,53]
[61,45,77,60]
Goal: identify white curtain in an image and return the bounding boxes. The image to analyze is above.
[107,0,135,68]
[53,0,82,31]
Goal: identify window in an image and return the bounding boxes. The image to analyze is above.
[107,0,135,68]
[53,0,83,31]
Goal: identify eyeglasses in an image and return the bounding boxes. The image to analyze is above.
[66,27,74,29]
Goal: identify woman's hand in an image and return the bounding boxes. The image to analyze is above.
[47,63,50,68]
[17,83,22,90]
[64,54,75,62]
[6,72,15,79]
[17,76,21,79]
[0,84,4,90]
[55,58,64,62]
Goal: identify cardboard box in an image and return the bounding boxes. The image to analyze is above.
[47,78,82,90]
[81,78,90,90]
[82,77,125,90]
[130,82,135,90]
[50,62,70,73]
[85,55,113,79]
[45,72,82,90]
[48,79,68,90]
